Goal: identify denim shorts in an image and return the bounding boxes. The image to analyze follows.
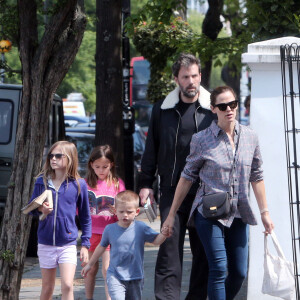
[38,244,77,268]
[107,274,144,300]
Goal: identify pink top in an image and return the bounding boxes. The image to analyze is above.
[86,178,125,234]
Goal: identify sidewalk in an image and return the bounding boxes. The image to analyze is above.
[20,210,192,299]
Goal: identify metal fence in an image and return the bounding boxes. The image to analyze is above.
[280,43,300,299]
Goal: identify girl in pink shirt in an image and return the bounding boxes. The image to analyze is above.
[84,145,125,300]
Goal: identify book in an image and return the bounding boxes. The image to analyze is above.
[88,190,115,216]
[21,190,53,221]
[144,197,157,223]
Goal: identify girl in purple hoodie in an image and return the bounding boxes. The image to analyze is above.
[28,141,91,300]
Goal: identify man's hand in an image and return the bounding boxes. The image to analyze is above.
[139,188,155,206]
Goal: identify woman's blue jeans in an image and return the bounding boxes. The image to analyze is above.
[194,211,249,300]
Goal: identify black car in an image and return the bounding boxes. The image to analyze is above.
[132,100,153,135]
[65,123,148,193]
[65,131,95,177]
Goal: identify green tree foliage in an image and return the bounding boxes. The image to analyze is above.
[0,1,87,299]
[0,0,21,80]
[56,0,149,113]
[126,1,242,102]
[127,0,300,102]
[246,0,300,39]
[1,0,96,113]
[131,17,194,101]
[188,10,204,34]
[56,0,96,113]
[57,30,96,113]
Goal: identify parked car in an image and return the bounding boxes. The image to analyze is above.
[64,115,90,127]
[130,57,150,104]
[65,123,149,194]
[132,100,153,135]
[0,84,65,257]
[65,131,95,176]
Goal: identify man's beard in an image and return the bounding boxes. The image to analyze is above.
[180,84,200,98]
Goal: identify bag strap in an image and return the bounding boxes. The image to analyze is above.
[270,231,286,260]
[227,127,241,189]
[264,231,286,260]
[202,126,241,194]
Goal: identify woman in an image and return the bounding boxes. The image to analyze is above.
[162,86,274,300]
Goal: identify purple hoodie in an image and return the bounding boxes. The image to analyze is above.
[29,176,91,248]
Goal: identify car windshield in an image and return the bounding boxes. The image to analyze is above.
[67,135,94,163]
[0,100,13,144]
[133,60,150,85]
[133,129,146,153]
[133,102,153,128]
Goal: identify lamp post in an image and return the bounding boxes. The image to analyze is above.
[122,0,135,190]
[0,39,12,84]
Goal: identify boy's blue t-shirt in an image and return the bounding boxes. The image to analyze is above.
[100,220,159,281]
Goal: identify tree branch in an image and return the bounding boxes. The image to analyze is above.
[32,0,78,80]
[43,1,87,92]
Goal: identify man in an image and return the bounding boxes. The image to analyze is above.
[139,53,215,300]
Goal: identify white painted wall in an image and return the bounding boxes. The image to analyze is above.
[242,37,300,299]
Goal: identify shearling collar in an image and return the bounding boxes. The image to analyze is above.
[161,86,211,110]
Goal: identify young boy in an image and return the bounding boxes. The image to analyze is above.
[81,190,167,300]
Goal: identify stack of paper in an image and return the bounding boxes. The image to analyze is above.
[144,197,157,223]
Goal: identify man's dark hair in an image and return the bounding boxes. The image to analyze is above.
[172,53,201,78]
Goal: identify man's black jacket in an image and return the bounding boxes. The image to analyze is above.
[139,86,215,191]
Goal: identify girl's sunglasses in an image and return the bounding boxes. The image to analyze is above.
[214,100,238,111]
[48,153,65,160]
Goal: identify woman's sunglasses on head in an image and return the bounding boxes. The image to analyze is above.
[214,100,238,111]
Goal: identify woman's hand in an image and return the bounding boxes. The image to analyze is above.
[261,212,274,235]
[161,215,175,237]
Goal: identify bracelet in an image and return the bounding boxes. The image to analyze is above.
[260,208,269,214]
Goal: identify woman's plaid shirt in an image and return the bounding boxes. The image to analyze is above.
[182,120,264,227]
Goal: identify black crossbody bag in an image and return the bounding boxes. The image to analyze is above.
[202,130,240,220]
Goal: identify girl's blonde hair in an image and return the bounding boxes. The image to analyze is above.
[86,145,120,190]
[41,141,81,192]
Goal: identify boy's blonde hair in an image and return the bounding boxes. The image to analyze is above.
[115,190,139,208]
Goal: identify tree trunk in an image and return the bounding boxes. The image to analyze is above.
[0,1,86,299]
[95,0,124,178]
[201,0,224,89]
[176,0,187,20]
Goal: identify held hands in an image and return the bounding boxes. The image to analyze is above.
[161,215,175,238]
[80,246,89,267]
[139,188,155,206]
[261,212,274,235]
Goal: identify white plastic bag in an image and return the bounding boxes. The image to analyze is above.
[262,231,295,300]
